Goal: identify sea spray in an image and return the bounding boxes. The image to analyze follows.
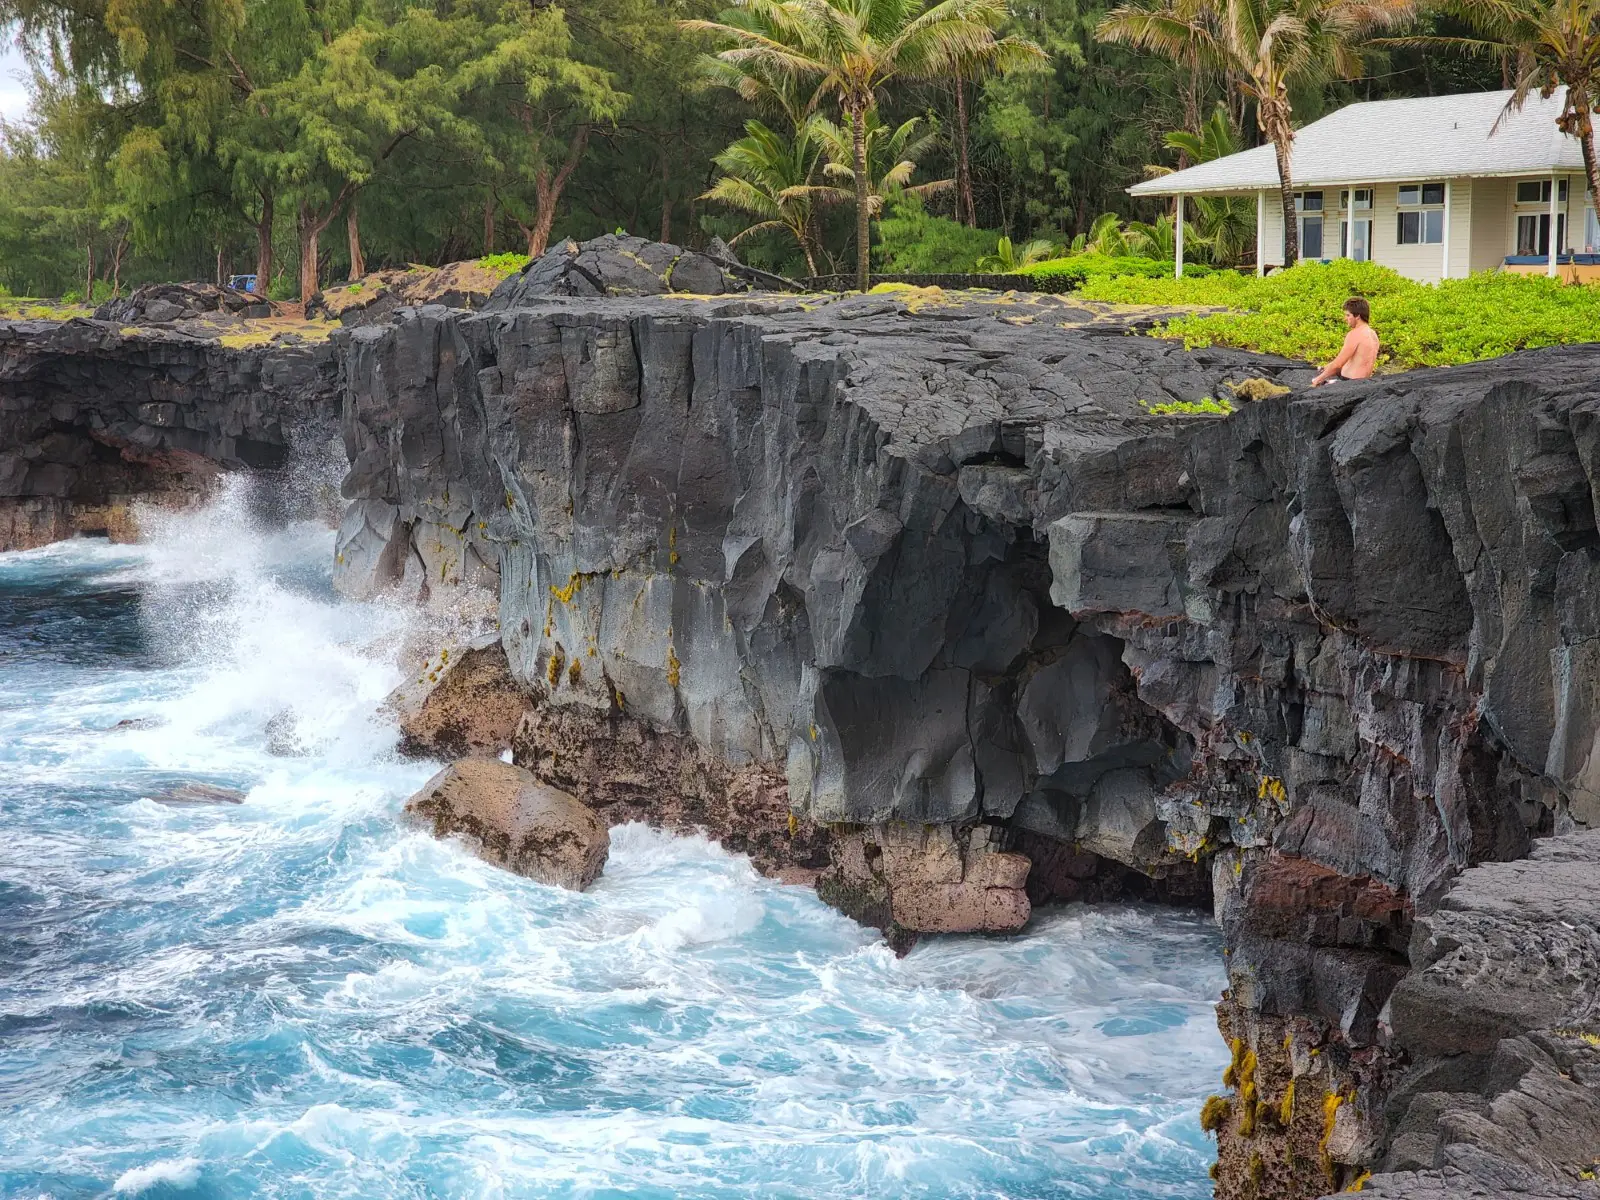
[0,487,1228,1199]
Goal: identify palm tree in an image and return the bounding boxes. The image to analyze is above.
[800,109,953,223]
[695,4,825,132]
[1098,0,1414,266]
[703,118,825,274]
[1393,0,1600,207]
[684,0,1046,291]
[976,234,1060,268]
[1071,211,1137,254]
[950,34,1050,225]
[1151,104,1257,263]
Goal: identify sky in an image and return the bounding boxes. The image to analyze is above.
[1,32,30,124]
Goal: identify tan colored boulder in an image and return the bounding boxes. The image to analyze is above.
[817,822,1032,937]
[405,758,609,890]
[390,639,534,759]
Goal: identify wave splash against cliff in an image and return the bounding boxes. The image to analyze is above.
[0,483,1227,1198]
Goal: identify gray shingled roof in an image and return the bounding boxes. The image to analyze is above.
[1130,88,1588,196]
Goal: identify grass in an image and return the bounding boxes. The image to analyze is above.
[1076,259,1600,369]
[0,297,95,321]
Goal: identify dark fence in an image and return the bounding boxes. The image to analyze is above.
[800,272,1078,294]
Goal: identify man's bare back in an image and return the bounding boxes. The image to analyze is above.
[1312,297,1380,386]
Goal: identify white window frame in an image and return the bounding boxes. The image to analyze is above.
[1339,188,1373,211]
[1341,218,1374,262]
[1515,179,1569,206]
[1396,182,1445,245]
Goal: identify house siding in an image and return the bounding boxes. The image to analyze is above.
[1247,173,1591,280]
[1470,177,1511,273]
[1260,194,1286,271]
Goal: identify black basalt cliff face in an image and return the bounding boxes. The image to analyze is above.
[0,317,340,548]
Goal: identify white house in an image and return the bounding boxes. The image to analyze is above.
[1129,88,1600,283]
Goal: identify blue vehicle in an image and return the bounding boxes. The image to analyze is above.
[226,273,259,294]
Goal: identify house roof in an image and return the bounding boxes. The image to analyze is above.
[1129,88,1589,196]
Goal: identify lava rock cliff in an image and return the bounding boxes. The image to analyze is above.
[5,266,1600,1198]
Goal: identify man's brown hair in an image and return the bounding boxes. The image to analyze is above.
[1344,296,1371,322]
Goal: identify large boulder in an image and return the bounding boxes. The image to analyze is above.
[405,758,609,890]
[390,639,533,759]
[95,281,269,323]
[487,234,745,305]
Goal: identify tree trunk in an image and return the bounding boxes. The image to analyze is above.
[1567,91,1600,228]
[955,79,976,226]
[659,150,672,243]
[797,219,819,276]
[1274,132,1298,268]
[483,190,496,255]
[111,229,127,296]
[255,190,274,293]
[299,202,337,303]
[527,124,592,258]
[346,198,365,280]
[84,237,94,303]
[851,102,871,292]
[1261,92,1298,268]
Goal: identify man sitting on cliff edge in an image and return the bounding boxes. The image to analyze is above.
[1311,296,1380,386]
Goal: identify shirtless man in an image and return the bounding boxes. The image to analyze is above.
[1311,296,1380,386]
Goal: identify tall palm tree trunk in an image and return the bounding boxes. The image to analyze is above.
[1261,94,1298,268]
[851,103,872,291]
[955,79,976,225]
[1568,90,1600,219]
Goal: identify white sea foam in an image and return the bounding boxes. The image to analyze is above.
[112,1157,202,1193]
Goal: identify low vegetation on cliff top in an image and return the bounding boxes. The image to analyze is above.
[1078,261,1600,370]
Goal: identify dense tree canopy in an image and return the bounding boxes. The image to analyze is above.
[0,0,1533,298]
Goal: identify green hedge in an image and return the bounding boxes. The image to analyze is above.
[1013,255,1216,287]
[1076,259,1600,369]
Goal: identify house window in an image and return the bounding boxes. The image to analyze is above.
[1301,215,1325,258]
[1396,182,1445,244]
[1342,220,1373,261]
[1516,180,1569,204]
[1587,205,1599,253]
[1295,191,1324,212]
[1397,211,1444,244]
[1339,189,1373,211]
[1518,213,1569,256]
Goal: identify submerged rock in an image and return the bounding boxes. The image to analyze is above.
[405,758,608,890]
[107,717,165,732]
[149,782,245,806]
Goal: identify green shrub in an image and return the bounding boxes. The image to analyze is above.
[1140,396,1234,416]
[1013,254,1215,290]
[1076,259,1600,369]
[875,202,1001,273]
[479,252,531,277]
